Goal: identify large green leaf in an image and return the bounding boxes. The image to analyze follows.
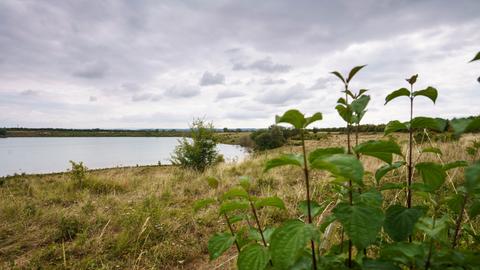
[335,104,353,123]
[347,65,367,83]
[354,189,383,208]
[193,198,216,212]
[304,112,323,128]
[222,187,249,200]
[310,154,364,185]
[451,118,480,135]
[208,232,236,260]
[465,162,480,195]
[415,162,447,192]
[331,71,346,83]
[308,147,345,164]
[298,200,323,217]
[276,110,305,129]
[384,120,408,135]
[421,147,442,156]
[375,161,406,184]
[470,51,480,62]
[237,243,269,270]
[380,242,424,266]
[219,201,250,214]
[333,202,384,249]
[385,88,410,105]
[254,196,286,209]
[412,86,438,104]
[351,95,370,115]
[415,215,450,243]
[384,205,424,241]
[469,199,480,219]
[443,160,468,171]
[410,117,447,132]
[354,140,402,164]
[270,220,315,270]
[264,154,304,172]
[363,260,401,270]
[337,97,347,105]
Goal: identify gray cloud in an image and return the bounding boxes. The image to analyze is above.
[0,0,478,128]
[200,71,225,86]
[164,85,200,98]
[89,96,97,102]
[20,89,39,96]
[216,90,245,100]
[233,57,292,73]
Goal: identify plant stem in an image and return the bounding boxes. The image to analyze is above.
[345,84,351,154]
[407,90,414,210]
[300,129,318,270]
[452,194,468,249]
[223,213,240,252]
[344,83,353,268]
[248,200,273,266]
[425,206,437,270]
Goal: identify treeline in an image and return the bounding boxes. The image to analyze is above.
[3,128,189,137]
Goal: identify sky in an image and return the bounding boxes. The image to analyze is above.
[0,0,479,129]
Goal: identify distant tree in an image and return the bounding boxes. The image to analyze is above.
[235,128,242,133]
[171,119,219,172]
[223,127,228,132]
[250,125,287,151]
[0,128,6,137]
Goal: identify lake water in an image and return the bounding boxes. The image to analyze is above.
[0,137,248,176]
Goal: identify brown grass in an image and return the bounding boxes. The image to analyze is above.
[0,132,478,269]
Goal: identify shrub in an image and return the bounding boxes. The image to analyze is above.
[250,125,287,151]
[0,128,6,137]
[171,119,219,172]
[69,161,87,188]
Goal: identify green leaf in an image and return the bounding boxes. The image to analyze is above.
[239,176,252,190]
[384,120,408,135]
[358,89,368,97]
[222,187,249,200]
[446,194,464,214]
[264,154,304,172]
[415,162,447,192]
[330,71,346,83]
[304,112,323,128]
[208,232,235,260]
[412,86,438,104]
[193,198,216,212]
[270,220,315,270]
[470,51,480,62]
[353,140,402,164]
[337,97,347,106]
[354,189,383,208]
[351,95,370,115]
[237,243,269,270]
[406,74,418,85]
[380,242,424,266]
[308,147,345,164]
[229,214,248,224]
[443,160,468,171]
[450,118,480,135]
[255,196,286,209]
[206,176,219,188]
[310,154,364,185]
[219,201,250,214]
[415,215,450,243]
[335,104,353,124]
[333,202,384,249]
[363,260,401,270]
[410,117,447,132]
[384,205,424,241]
[275,109,305,129]
[421,147,442,155]
[469,199,480,218]
[347,65,367,83]
[343,89,355,99]
[249,227,275,243]
[298,200,323,217]
[385,88,410,105]
[465,162,480,195]
[375,161,406,184]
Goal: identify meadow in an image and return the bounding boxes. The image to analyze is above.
[0,132,478,269]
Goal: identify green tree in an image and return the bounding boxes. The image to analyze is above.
[250,125,286,151]
[0,128,6,137]
[171,119,219,172]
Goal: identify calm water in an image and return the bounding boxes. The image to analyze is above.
[0,137,248,176]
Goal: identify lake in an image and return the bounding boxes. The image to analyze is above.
[0,137,248,176]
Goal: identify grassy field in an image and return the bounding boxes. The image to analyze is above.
[0,133,478,269]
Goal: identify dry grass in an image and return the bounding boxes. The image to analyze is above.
[0,132,478,269]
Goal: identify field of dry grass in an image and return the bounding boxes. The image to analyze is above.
[1,133,478,269]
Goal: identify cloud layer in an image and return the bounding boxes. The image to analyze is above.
[0,0,479,128]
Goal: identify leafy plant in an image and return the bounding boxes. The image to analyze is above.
[171,119,219,172]
[69,160,87,188]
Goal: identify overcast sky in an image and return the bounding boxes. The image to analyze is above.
[0,0,479,129]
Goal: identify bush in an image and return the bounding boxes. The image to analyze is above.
[69,161,87,187]
[171,119,219,171]
[0,128,6,137]
[250,125,287,151]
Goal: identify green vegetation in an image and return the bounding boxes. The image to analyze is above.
[250,125,300,151]
[0,128,6,137]
[171,119,220,172]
